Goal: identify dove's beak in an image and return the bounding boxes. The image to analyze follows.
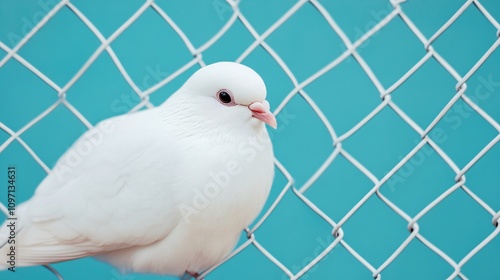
[248,101,277,129]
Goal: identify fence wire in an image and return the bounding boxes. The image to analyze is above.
[0,0,499,279]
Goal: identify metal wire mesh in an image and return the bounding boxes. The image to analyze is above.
[0,0,499,279]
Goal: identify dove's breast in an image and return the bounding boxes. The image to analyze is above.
[100,123,275,275]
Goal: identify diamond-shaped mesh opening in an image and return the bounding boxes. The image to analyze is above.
[379,143,456,216]
[17,6,101,85]
[266,3,345,81]
[342,196,410,266]
[307,154,374,220]
[431,99,498,168]
[67,52,142,123]
[391,58,457,128]
[305,59,381,135]
[255,189,333,274]
[202,19,255,64]
[358,16,427,88]
[1,1,499,279]
[343,106,420,178]
[111,7,193,88]
[418,189,495,261]
[432,4,499,75]
[0,58,58,131]
[272,96,332,186]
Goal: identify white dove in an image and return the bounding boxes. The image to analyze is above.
[0,61,276,277]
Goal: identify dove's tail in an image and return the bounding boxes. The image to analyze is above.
[0,202,97,272]
[0,202,60,271]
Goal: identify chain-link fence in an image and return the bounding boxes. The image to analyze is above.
[1,0,499,279]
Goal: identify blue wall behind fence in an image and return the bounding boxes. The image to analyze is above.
[1,0,499,279]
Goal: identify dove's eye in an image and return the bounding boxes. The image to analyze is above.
[216,90,236,106]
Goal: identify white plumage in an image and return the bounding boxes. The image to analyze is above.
[0,62,276,277]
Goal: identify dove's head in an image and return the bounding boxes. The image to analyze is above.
[180,62,277,130]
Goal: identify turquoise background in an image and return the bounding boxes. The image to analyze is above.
[1,0,500,279]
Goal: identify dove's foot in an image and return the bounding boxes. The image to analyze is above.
[181,271,200,280]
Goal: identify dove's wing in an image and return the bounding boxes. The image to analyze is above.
[1,108,186,265]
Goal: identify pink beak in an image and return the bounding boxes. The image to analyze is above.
[248,101,277,129]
